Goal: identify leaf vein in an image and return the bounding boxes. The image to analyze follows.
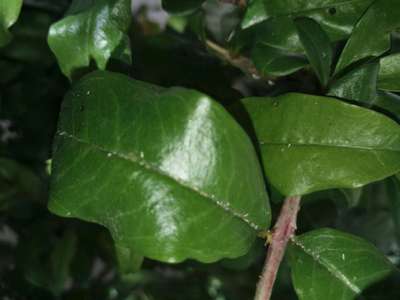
[57,131,261,231]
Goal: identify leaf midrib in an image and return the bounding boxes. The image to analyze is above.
[290,238,361,294]
[259,141,400,152]
[57,131,261,231]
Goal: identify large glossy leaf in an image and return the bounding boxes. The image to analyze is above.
[0,0,22,47]
[328,61,379,103]
[48,0,132,79]
[294,17,332,86]
[378,53,400,92]
[328,62,400,122]
[246,0,373,40]
[242,93,400,196]
[288,228,394,300]
[336,0,400,73]
[49,71,270,265]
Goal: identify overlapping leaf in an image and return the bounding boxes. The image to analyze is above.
[243,93,400,196]
[243,0,372,41]
[294,17,332,86]
[0,0,22,47]
[328,62,379,103]
[378,53,400,92]
[328,60,400,122]
[289,228,395,300]
[48,0,132,79]
[336,0,400,73]
[49,71,270,267]
[251,43,307,77]
[250,16,308,76]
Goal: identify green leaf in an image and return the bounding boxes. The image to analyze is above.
[294,17,332,86]
[0,0,22,47]
[328,63,400,122]
[47,0,132,79]
[251,43,307,77]
[241,0,267,29]
[242,93,400,196]
[328,61,379,103]
[49,71,270,265]
[262,0,373,40]
[288,228,394,300]
[162,0,205,15]
[378,53,400,92]
[336,0,400,73]
[254,17,304,52]
[373,91,400,122]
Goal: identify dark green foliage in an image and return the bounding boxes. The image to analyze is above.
[1,0,400,299]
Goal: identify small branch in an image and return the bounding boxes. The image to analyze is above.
[254,196,301,300]
[205,40,274,81]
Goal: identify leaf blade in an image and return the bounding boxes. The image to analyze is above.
[378,53,400,92]
[328,61,379,103]
[47,0,132,79]
[288,228,394,300]
[294,17,332,86]
[242,93,400,196]
[335,0,400,73]
[0,0,23,47]
[49,71,270,265]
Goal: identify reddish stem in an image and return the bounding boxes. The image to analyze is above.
[254,196,301,300]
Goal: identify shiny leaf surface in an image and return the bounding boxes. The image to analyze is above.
[336,0,400,73]
[242,93,400,196]
[49,71,270,265]
[294,17,332,86]
[48,0,132,79]
[378,53,400,92]
[258,0,373,40]
[254,17,303,52]
[0,0,22,46]
[241,0,267,29]
[328,61,379,103]
[289,228,394,300]
[251,43,307,77]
